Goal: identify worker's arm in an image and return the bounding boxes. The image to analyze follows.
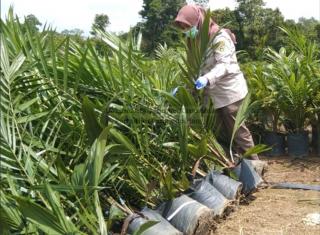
[202,35,233,88]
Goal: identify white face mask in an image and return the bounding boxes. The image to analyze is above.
[184,26,199,39]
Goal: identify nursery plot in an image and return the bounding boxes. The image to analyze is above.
[1,7,319,235]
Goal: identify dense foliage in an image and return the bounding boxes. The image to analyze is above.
[138,0,185,54]
[1,8,254,234]
[244,28,320,143]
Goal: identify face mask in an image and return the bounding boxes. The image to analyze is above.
[184,26,198,39]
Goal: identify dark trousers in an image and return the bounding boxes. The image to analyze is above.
[216,99,259,160]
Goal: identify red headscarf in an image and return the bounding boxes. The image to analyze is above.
[174,4,236,44]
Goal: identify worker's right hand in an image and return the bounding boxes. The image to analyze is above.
[195,76,208,90]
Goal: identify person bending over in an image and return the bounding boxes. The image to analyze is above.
[174,4,259,160]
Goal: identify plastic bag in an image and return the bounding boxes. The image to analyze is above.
[189,180,230,216]
[128,207,182,235]
[205,170,243,200]
[156,194,215,235]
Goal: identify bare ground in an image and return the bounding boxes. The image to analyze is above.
[215,156,320,235]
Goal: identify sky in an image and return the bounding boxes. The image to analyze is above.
[1,0,319,36]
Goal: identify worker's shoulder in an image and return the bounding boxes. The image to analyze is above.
[213,29,232,43]
[212,30,233,53]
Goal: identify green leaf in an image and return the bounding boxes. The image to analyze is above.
[162,142,179,149]
[71,163,86,186]
[105,144,131,155]
[179,105,188,170]
[44,184,77,233]
[243,144,271,158]
[16,111,49,123]
[63,36,69,90]
[14,97,39,114]
[31,184,106,192]
[176,87,197,110]
[109,128,139,155]
[87,126,110,187]
[94,191,107,235]
[15,197,68,234]
[198,136,208,157]
[127,165,149,197]
[82,96,103,144]
[161,168,177,200]
[229,93,251,162]
[187,144,198,156]
[0,191,23,231]
[99,163,118,184]
[180,172,191,190]
[156,89,181,108]
[107,204,125,228]
[132,220,160,235]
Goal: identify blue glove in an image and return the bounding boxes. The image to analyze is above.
[195,76,208,90]
[172,87,178,96]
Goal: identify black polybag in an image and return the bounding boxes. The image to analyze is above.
[156,194,214,235]
[205,170,243,200]
[189,180,230,216]
[128,207,182,235]
[233,159,263,195]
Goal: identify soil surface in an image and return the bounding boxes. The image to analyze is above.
[215,156,320,235]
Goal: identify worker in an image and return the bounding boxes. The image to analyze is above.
[174,4,259,160]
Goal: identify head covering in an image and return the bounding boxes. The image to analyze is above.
[174,4,236,44]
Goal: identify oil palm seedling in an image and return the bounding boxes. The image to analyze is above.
[245,62,282,133]
[263,27,319,156]
[282,27,320,155]
[0,32,118,234]
[265,48,311,156]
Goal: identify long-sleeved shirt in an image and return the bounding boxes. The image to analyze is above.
[201,29,248,109]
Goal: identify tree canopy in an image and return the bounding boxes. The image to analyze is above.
[91,13,110,35]
[23,14,42,32]
[18,1,319,60]
[139,0,185,54]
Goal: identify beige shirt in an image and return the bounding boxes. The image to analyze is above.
[201,29,248,109]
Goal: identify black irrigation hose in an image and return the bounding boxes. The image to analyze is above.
[271,182,320,191]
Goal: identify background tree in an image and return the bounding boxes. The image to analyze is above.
[211,8,238,34]
[89,14,110,56]
[90,13,110,35]
[296,17,319,41]
[192,0,209,8]
[210,1,285,60]
[315,24,320,43]
[233,0,286,60]
[61,28,84,36]
[24,14,42,32]
[139,0,185,55]
[61,28,85,44]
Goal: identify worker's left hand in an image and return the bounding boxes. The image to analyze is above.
[195,76,208,90]
[172,87,178,96]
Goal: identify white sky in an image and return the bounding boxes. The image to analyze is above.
[1,0,319,36]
